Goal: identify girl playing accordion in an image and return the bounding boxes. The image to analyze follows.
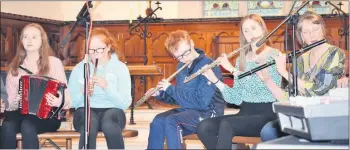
[1,23,71,149]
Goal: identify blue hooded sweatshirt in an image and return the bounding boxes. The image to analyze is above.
[155,48,225,115]
[68,54,132,110]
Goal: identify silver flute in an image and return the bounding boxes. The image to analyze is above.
[183,36,262,83]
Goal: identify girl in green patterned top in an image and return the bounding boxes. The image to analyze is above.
[196,14,286,149]
[274,12,345,96]
[260,11,346,142]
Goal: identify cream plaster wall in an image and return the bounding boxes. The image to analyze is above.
[1,1,348,21]
[1,1,64,20]
[58,1,180,21]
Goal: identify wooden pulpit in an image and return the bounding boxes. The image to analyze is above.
[127,65,162,76]
[123,65,162,124]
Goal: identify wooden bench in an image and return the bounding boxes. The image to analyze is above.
[182,134,261,149]
[14,109,138,149]
[16,129,138,149]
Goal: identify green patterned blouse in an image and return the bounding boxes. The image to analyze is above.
[295,46,345,96]
[221,49,281,105]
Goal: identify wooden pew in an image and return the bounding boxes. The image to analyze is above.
[14,108,137,149]
[16,130,138,149]
[15,108,138,149]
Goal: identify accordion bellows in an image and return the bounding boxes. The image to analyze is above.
[19,75,66,120]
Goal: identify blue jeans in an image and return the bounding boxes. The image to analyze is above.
[147,108,214,149]
[260,120,288,142]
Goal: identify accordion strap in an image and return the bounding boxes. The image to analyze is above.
[19,66,34,75]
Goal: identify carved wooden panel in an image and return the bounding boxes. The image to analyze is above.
[124,35,145,57]
[61,33,84,65]
[1,12,346,108]
[47,32,60,57]
[110,32,126,63]
[189,32,206,53]
[211,34,240,66]
[152,32,171,58]
[0,28,7,66]
[0,16,62,66]
[325,27,346,50]
[11,28,22,62]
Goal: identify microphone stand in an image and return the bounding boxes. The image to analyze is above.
[290,12,299,96]
[61,1,93,49]
[255,1,310,97]
[60,1,93,149]
[285,1,297,97]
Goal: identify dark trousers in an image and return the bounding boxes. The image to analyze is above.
[0,110,61,149]
[196,102,277,149]
[73,107,126,149]
[147,108,216,149]
[260,119,288,142]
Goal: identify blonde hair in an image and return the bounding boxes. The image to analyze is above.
[164,30,191,53]
[296,11,326,46]
[9,23,53,76]
[238,14,271,71]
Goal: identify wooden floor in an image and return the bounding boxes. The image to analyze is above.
[39,107,239,149]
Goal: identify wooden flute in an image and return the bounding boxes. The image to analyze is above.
[89,59,98,96]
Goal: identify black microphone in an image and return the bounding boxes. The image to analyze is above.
[76,1,93,21]
[238,39,327,79]
[256,37,266,47]
[61,1,93,48]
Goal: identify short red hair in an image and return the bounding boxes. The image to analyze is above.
[164,30,191,53]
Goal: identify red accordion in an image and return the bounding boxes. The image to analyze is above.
[18,75,67,120]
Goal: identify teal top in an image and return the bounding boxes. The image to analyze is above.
[221,49,281,105]
[68,54,132,110]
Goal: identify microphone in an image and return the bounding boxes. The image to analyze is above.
[61,1,93,48]
[76,1,93,21]
[256,37,266,47]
